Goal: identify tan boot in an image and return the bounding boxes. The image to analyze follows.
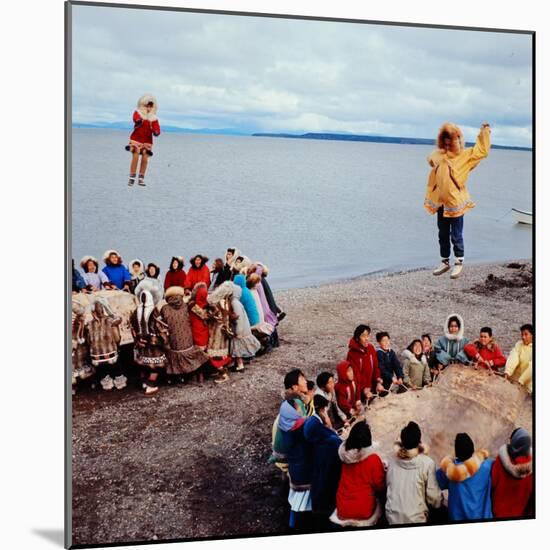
[450,261,464,279]
[433,259,450,276]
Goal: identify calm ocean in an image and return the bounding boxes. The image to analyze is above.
[71,129,532,290]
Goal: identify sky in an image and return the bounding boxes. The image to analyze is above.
[71,4,533,147]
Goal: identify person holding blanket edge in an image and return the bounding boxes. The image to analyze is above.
[425,122,491,279]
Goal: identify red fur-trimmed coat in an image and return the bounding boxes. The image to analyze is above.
[130,110,160,145]
[491,445,533,518]
[334,360,361,417]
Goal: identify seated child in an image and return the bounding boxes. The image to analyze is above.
[315,371,348,430]
[401,339,431,389]
[334,360,363,419]
[376,332,404,390]
[464,326,506,373]
[505,324,533,392]
[434,314,469,367]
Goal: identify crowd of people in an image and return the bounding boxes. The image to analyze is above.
[71,247,285,394]
[271,320,533,530]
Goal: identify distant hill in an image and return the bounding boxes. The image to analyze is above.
[72,122,250,136]
[71,124,531,151]
[252,132,532,151]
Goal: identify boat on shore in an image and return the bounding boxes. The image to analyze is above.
[512,208,532,225]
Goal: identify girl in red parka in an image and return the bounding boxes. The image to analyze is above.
[334,360,362,419]
[346,324,385,401]
[189,283,210,349]
[330,421,386,527]
[185,255,211,291]
[164,256,187,290]
[126,94,161,187]
[491,427,533,518]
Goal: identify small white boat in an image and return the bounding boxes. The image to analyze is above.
[512,208,532,225]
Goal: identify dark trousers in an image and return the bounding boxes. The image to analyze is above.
[437,207,464,259]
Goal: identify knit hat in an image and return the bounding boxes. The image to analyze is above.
[509,427,531,459]
[400,421,421,450]
[455,433,474,462]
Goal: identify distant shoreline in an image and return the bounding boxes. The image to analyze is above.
[71,125,532,151]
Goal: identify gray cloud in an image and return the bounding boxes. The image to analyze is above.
[72,4,532,146]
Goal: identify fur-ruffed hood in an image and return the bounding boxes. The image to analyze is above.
[169,256,185,271]
[393,441,430,464]
[498,444,532,479]
[190,254,209,270]
[401,349,428,366]
[103,249,123,265]
[135,278,163,306]
[225,247,241,268]
[80,255,99,273]
[137,93,158,121]
[436,122,465,156]
[440,450,489,483]
[444,313,465,341]
[208,280,235,305]
[146,262,161,279]
[165,285,185,299]
[338,441,380,464]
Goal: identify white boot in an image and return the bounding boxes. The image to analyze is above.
[433,259,450,276]
[100,375,114,391]
[450,259,464,279]
[114,374,128,390]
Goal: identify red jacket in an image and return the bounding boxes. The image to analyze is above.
[130,111,161,145]
[346,338,380,395]
[185,265,211,290]
[164,269,186,290]
[491,447,533,518]
[336,448,385,521]
[464,340,506,370]
[189,285,210,347]
[334,360,361,417]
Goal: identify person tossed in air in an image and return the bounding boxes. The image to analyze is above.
[126,94,161,187]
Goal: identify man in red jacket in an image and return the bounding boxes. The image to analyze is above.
[491,427,533,518]
[464,326,507,372]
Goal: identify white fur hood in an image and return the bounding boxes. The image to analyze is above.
[444,313,465,341]
[137,94,158,121]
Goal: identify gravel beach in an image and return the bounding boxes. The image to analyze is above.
[71,260,532,546]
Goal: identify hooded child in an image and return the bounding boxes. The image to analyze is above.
[80,256,111,291]
[84,296,124,391]
[434,314,470,368]
[129,258,146,294]
[131,279,169,395]
[330,421,386,528]
[334,360,362,419]
[385,421,442,525]
[164,256,186,290]
[402,340,432,389]
[436,432,494,521]
[425,122,491,279]
[126,94,160,186]
[102,250,132,291]
[315,371,348,431]
[491,427,533,518]
[185,255,211,291]
[160,285,209,382]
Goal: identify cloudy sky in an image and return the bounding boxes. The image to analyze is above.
[71,4,533,147]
